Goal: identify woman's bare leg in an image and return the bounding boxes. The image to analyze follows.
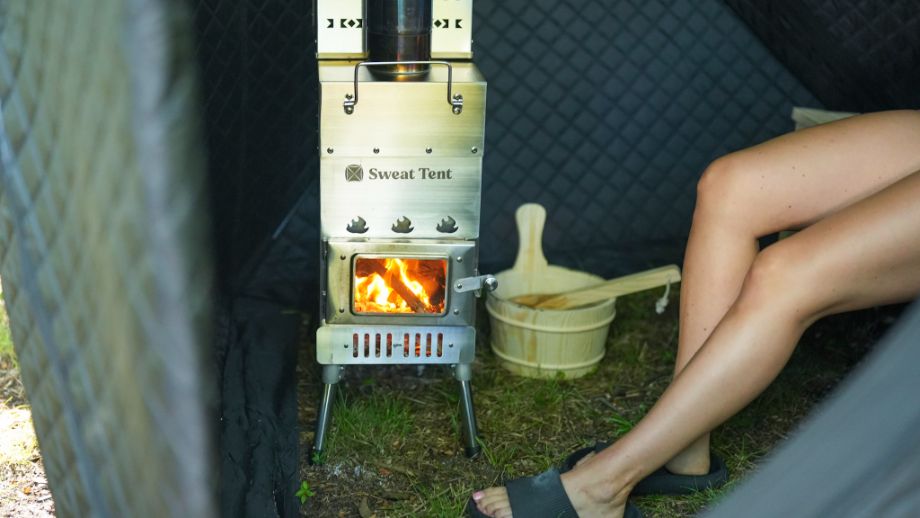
[565,110,920,474]
[473,110,920,517]
[667,109,920,473]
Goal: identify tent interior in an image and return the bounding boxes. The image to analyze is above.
[0,0,918,516]
[201,1,920,515]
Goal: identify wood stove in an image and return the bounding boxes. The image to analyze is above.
[312,0,494,461]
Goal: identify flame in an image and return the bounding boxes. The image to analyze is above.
[354,258,446,314]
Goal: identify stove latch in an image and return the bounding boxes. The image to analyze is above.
[454,274,498,297]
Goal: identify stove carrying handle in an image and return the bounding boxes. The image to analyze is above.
[343,61,465,115]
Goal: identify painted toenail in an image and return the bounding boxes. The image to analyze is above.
[472,491,484,501]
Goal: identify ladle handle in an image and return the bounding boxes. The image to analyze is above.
[512,203,549,274]
[521,264,682,310]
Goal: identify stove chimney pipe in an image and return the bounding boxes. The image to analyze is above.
[366,0,433,78]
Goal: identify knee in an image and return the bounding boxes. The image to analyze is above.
[736,243,823,320]
[693,154,751,223]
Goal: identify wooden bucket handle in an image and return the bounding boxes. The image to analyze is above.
[512,203,550,274]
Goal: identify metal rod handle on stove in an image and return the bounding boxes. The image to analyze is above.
[343,61,464,115]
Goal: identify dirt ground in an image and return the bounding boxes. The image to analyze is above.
[298,289,901,517]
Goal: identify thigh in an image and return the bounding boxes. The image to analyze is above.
[718,110,920,237]
[771,169,920,317]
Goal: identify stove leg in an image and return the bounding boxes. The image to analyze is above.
[453,363,481,458]
[310,364,344,465]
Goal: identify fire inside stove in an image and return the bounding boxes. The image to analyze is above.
[353,257,447,315]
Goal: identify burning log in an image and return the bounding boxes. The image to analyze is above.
[385,269,427,313]
[356,258,429,312]
[356,257,388,278]
[417,261,446,306]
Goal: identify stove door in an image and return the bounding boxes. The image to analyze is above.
[324,239,478,326]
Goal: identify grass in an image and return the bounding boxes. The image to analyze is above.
[0,284,14,368]
[0,325,11,362]
[299,288,898,517]
[326,391,415,459]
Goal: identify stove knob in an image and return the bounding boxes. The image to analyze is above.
[347,216,369,234]
[392,216,414,234]
[436,216,458,234]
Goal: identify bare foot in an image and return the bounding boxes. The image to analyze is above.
[472,468,628,518]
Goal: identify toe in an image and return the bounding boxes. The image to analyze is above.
[479,487,510,516]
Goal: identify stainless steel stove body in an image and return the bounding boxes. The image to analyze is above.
[312,0,492,460]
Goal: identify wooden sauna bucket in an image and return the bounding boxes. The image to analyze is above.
[486,267,617,379]
[485,204,617,379]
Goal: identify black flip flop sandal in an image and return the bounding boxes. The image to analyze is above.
[466,467,643,517]
[562,442,729,495]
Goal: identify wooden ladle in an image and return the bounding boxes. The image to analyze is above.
[510,265,681,310]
